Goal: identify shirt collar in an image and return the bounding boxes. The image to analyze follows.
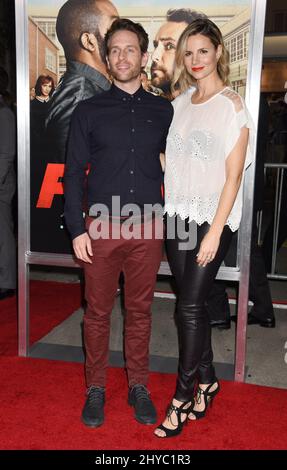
[110,83,146,100]
[35,96,50,103]
[67,60,111,91]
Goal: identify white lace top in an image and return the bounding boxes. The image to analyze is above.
[164,87,254,232]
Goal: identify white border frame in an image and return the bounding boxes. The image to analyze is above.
[16,0,267,382]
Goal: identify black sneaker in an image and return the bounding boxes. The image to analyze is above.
[128,384,157,425]
[209,318,231,330]
[248,311,275,328]
[81,386,105,427]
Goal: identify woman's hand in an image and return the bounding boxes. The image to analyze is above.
[196,230,221,267]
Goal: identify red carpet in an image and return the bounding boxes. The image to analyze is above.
[0,280,81,355]
[0,356,286,450]
[1,281,287,450]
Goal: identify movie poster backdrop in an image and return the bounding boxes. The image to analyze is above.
[28,0,252,256]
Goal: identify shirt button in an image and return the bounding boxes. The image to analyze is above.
[131,128,135,132]
[131,148,134,152]
[123,97,126,101]
[130,170,134,174]
[130,189,134,193]
[137,97,141,101]
[131,109,135,113]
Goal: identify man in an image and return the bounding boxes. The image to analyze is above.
[31,0,118,253]
[46,0,118,162]
[64,19,173,428]
[0,67,16,300]
[151,8,206,98]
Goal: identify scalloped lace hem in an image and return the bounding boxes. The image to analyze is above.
[164,203,240,232]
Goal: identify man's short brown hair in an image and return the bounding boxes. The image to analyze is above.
[104,18,148,55]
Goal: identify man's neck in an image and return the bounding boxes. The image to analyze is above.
[75,53,110,79]
[113,77,142,95]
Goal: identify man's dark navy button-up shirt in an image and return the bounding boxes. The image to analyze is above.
[64,83,173,239]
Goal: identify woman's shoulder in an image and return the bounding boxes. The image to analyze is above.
[30,97,46,108]
[219,88,254,137]
[219,87,245,114]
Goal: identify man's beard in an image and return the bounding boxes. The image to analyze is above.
[94,30,107,65]
[150,64,172,93]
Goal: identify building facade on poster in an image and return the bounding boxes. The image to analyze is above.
[28,16,59,87]
[28,1,251,94]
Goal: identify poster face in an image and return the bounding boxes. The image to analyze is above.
[28,0,251,254]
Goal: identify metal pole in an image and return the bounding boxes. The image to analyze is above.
[257,209,263,245]
[15,0,30,356]
[271,168,284,274]
[235,0,267,382]
[271,168,280,273]
[264,163,287,280]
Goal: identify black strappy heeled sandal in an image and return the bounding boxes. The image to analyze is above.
[188,379,220,420]
[154,400,191,438]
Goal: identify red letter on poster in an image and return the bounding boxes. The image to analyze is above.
[36,163,65,208]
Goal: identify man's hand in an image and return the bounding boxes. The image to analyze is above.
[159,153,165,172]
[72,232,93,263]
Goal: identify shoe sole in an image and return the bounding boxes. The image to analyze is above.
[135,415,157,425]
[81,416,104,428]
[258,323,275,328]
[232,315,275,328]
[248,320,275,327]
[216,324,231,330]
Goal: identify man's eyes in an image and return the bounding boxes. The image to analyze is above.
[164,42,175,51]
[110,48,136,54]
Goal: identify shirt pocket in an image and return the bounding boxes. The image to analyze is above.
[136,118,165,150]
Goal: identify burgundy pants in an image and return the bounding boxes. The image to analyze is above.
[83,216,163,388]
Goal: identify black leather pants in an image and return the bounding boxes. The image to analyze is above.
[166,216,233,401]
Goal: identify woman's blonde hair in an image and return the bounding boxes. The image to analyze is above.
[172,18,230,94]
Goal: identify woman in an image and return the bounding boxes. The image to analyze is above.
[154,18,253,438]
[33,74,55,102]
[30,75,55,141]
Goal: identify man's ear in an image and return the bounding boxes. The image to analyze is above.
[80,32,97,52]
[141,52,149,69]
